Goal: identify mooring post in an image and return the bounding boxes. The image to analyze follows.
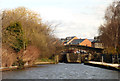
[102,54,103,64]
[67,53,70,62]
[55,55,59,64]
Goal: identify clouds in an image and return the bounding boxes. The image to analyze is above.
[0,0,113,38]
[35,7,101,38]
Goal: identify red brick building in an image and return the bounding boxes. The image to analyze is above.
[61,36,93,47]
[70,39,92,47]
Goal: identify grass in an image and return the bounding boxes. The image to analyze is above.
[36,58,55,62]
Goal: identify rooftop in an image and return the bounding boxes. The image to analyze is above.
[71,39,85,45]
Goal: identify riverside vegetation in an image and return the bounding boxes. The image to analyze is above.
[1,7,62,69]
[1,0,120,70]
[98,1,120,64]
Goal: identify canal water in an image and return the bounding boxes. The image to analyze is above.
[2,63,120,79]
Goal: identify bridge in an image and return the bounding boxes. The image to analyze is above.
[64,45,103,53]
[56,45,104,63]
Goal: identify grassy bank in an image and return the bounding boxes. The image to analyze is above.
[34,58,56,65]
[35,58,55,62]
[0,58,56,72]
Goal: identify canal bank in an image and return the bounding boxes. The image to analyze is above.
[1,55,59,72]
[0,61,56,72]
[1,61,120,72]
[84,61,120,71]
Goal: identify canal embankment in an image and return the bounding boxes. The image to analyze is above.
[84,61,120,71]
[0,56,59,71]
[0,61,56,72]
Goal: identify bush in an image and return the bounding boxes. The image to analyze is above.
[18,45,40,65]
[2,7,62,67]
[2,45,17,67]
[3,22,28,52]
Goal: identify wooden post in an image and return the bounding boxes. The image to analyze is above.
[55,55,59,64]
[102,55,103,63]
[67,53,70,62]
[112,55,114,64]
[117,53,119,64]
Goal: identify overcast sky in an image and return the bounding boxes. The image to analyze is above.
[0,0,114,39]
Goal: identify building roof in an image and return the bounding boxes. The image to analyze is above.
[70,39,85,45]
[92,39,100,43]
[88,39,94,42]
[62,36,76,45]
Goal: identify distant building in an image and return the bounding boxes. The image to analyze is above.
[70,39,92,47]
[61,36,78,45]
[92,36,104,48]
[61,36,95,47]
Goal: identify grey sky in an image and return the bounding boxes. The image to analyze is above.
[0,0,114,38]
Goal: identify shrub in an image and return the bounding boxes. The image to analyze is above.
[2,45,17,67]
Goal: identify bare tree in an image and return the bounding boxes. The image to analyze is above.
[2,7,61,67]
[99,1,120,63]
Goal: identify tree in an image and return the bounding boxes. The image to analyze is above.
[3,22,27,52]
[2,7,51,55]
[99,0,120,63]
[2,7,61,67]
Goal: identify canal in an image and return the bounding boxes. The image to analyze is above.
[2,63,120,79]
